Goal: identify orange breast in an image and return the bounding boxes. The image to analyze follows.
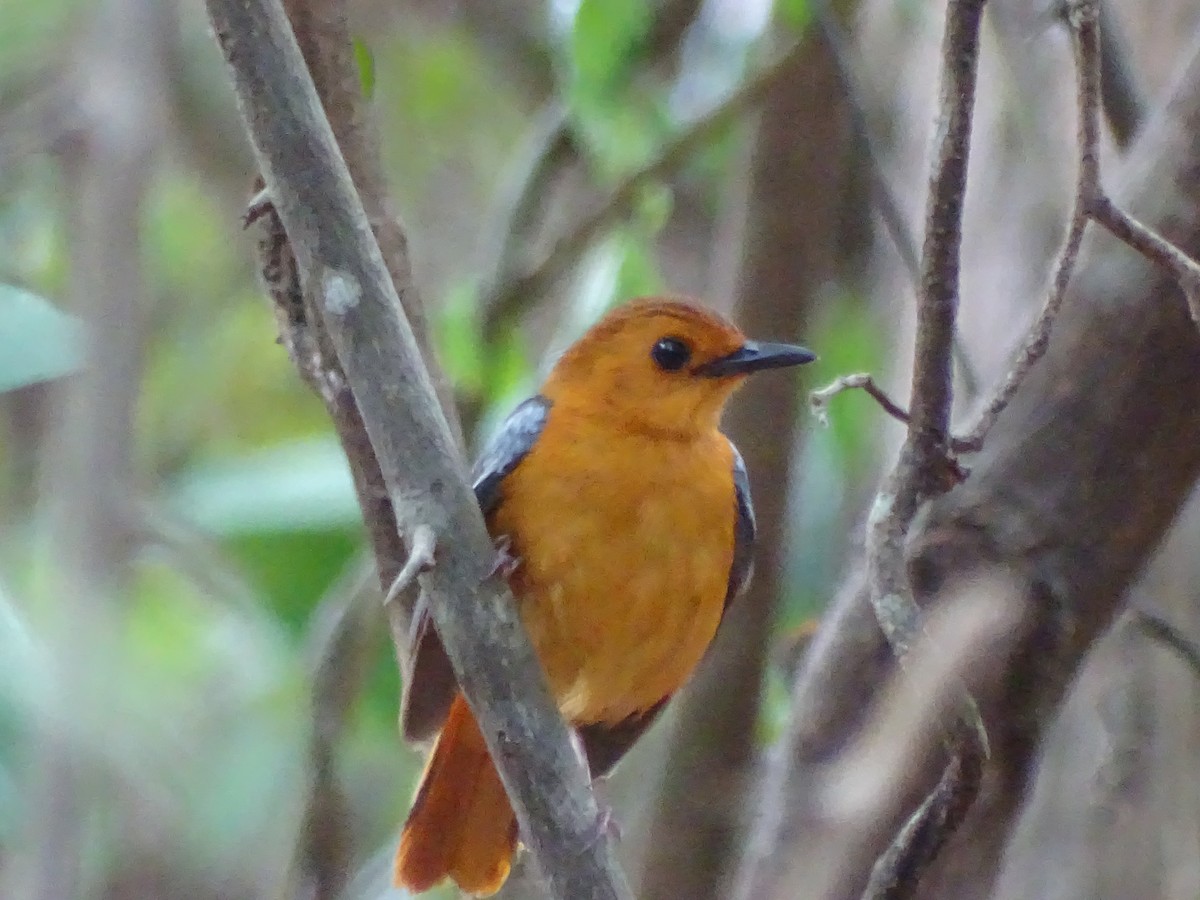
[488,418,735,726]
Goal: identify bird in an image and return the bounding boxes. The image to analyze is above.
[393,297,814,896]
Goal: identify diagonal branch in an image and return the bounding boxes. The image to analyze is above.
[203,1,632,897]
[479,38,812,346]
[959,0,1200,451]
[477,0,703,351]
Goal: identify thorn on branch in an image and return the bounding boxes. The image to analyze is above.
[384,525,437,608]
[244,184,274,227]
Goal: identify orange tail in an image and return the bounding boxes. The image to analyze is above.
[394,695,518,896]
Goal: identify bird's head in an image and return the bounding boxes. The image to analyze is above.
[542,298,815,438]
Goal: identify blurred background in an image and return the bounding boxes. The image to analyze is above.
[2,0,1199,898]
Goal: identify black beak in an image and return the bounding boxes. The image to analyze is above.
[696,340,816,377]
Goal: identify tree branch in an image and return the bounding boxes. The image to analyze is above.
[293,558,380,900]
[857,2,990,894]
[954,0,1099,452]
[959,2,1200,452]
[736,16,1200,900]
[863,0,985,693]
[477,0,705,349]
[203,1,632,897]
[244,0,463,696]
[898,33,1200,897]
[1071,1,1200,319]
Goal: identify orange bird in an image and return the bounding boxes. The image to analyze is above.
[394,298,814,896]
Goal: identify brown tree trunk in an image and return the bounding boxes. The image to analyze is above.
[635,31,851,900]
[737,31,1200,900]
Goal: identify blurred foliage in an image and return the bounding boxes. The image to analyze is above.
[0,0,886,896]
[0,284,81,392]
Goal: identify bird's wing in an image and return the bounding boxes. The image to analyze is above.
[400,396,552,742]
[578,440,757,773]
[578,697,670,778]
[471,396,553,516]
[726,441,757,610]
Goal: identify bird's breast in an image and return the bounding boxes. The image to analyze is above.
[487,424,736,725]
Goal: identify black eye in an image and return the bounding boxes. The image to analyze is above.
[651,337,692,372]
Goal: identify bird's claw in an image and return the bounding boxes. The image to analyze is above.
[586,776,622,846]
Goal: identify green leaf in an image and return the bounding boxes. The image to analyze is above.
[775,0,812,30]
[168,437,361,535]
[435,279,485,394]
[353,37,376,99]
[570,0,652,99]
[0,284,81,392]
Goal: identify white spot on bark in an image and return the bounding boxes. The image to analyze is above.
[322,269,361,316]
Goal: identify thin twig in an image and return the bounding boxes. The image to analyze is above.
[955,0,1099,452]
[293,558,380,900]
[1133,610,1200,680]
[813,0,981,399]
[859,736,983,900]
[811,374,912,431]
[1089,193,1200,317]
[479,40,812,343]
[203,0,633,896]
[811,374,993,454]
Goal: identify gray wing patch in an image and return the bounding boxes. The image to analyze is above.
[727,442,756,609]
[472,395,552,515]
[400,395,551,742]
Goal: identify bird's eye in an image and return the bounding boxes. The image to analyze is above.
[651,337,692,372]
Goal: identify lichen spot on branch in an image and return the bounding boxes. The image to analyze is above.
[322,268,362,316]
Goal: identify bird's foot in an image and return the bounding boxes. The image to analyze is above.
[567,731,622,846]
[587,776,622,846]
[487,534,521,580]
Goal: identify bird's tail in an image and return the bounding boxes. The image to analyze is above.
[394,694,518,897]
